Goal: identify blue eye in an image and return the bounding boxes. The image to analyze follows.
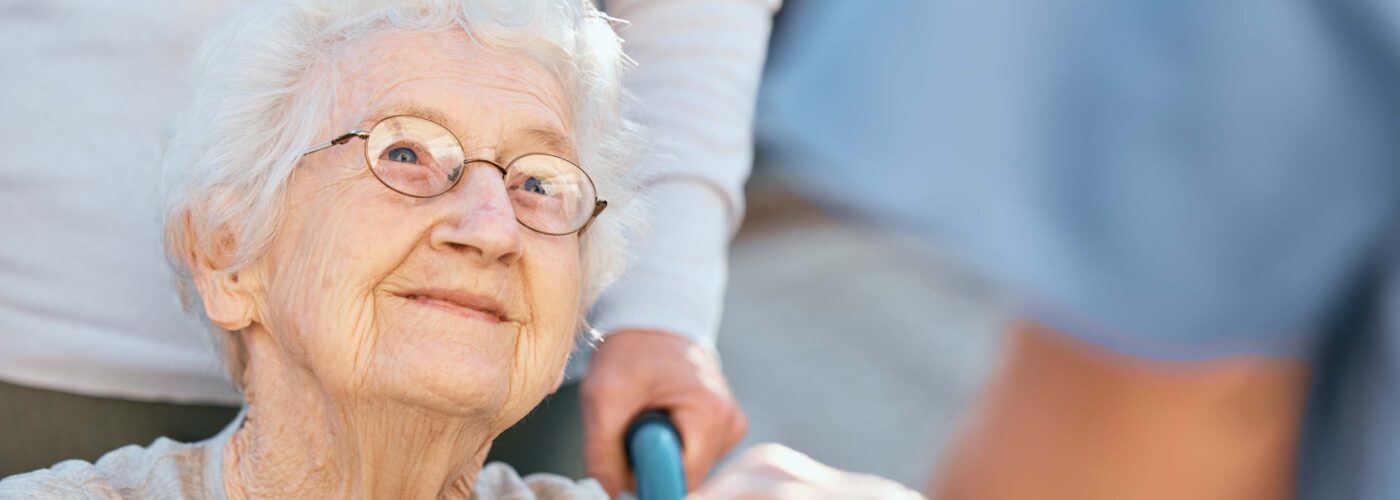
[523,177,547,195]
[386,147,418,164]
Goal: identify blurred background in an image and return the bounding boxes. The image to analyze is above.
[717,165,1007,490]
[713,5,1009,489]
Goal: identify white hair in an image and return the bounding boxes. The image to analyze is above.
[161,0,644,389]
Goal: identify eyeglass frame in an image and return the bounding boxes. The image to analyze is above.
[302,115,608,236]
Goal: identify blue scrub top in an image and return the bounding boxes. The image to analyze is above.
[757,2,1400,497]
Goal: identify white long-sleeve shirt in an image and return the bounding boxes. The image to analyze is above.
[0,0,775,403]
[590,0,778,352]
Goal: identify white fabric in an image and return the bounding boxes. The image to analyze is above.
[0,0,774,403]
[591,0,778,350]
[0,1,244,404]
[0,410,606,499]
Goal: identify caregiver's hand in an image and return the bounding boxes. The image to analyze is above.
[582,329,746,496]
[691,444,926,500]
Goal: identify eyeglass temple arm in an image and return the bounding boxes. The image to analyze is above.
[578,200,608,235]
[303,129,370,156]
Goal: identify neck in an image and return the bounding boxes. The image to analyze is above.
[222,329,493,499]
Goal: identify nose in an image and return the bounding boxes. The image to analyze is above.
[428,163,522,265]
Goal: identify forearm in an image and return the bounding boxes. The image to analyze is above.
[593,0,780,346]
[932,321,1309,500]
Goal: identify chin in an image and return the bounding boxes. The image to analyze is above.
[363,334,516,417]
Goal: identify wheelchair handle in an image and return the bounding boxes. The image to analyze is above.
[625,409,686,500]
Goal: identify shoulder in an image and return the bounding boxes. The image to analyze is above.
[0,459,122,499]
[473,462,608,500]
[0,437,212,500]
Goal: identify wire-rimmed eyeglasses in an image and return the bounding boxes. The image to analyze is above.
[303,115,606,236]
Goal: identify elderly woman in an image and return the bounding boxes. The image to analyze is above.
[0,0,641,497]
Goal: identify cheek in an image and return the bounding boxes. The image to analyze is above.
[527,240,583,330]
[527,237,584,343]
[257,184,425,387]
[496,238,582,422]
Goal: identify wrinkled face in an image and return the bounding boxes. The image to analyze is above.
[246,30,582,430]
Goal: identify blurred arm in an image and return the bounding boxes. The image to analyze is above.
[932,320,1309,500]
[591,0,780,350]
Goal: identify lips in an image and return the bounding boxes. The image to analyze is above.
[398,288,510,323]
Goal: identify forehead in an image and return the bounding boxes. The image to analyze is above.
[333,30,574,154]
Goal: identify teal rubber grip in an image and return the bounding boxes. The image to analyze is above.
[625,410,686,500]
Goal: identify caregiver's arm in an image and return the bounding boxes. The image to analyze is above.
[582,0,780,496]
[932,320,1309,500]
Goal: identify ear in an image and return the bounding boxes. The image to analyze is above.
[181,215,258,331]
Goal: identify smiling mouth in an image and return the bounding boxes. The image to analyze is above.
[398,290,508,324]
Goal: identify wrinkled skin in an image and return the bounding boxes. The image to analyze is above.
[187,29,583,499]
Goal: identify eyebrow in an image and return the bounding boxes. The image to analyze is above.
[369,104,578,160]
[374,104,459,133]
[521,127,578,160]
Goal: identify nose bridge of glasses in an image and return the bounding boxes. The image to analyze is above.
[446,160,512,201]
[464,158,508,177]
[439,164,523,234]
